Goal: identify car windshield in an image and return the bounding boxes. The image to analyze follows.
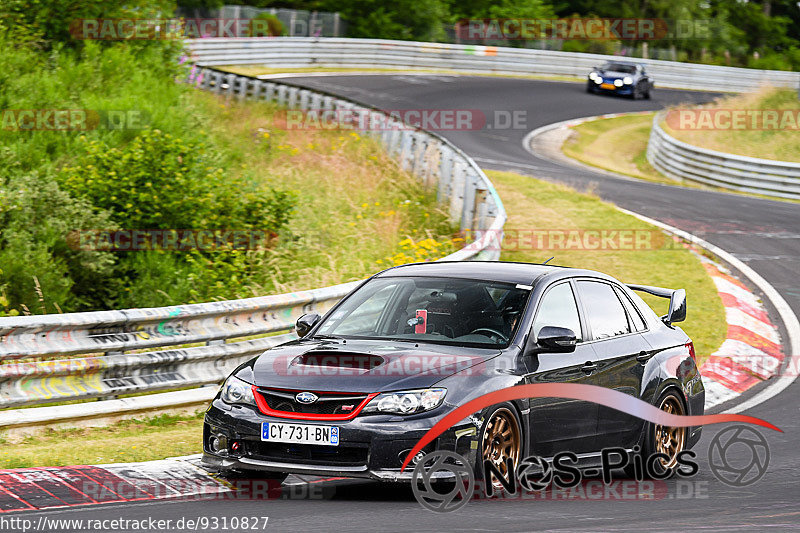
[315,276,531,348]
[602,63,637,73]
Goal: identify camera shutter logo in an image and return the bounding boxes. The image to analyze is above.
[708,425,770,487]
[517,455,554,492]
[411,451,474,512]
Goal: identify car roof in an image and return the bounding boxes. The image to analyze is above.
[374,261,617,286]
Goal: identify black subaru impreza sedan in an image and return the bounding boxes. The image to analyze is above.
[202,261,704,483]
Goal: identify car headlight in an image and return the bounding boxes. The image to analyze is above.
[589,72,598,80]
[623,76,633,85]
[594,77,602,84]
[361,388,447,415]
[614,79,624,87]
[220,376,257,406]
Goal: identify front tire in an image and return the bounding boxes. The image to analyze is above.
[479,404,523,492]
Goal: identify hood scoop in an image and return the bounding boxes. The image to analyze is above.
[295,351,385,370]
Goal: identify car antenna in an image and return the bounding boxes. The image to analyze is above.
[542,256,555,265]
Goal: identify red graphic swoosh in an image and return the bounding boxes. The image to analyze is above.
[400,383,780,472]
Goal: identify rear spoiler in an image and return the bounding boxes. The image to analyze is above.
[627,284,687,326]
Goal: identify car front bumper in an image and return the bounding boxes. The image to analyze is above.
[592,83,635,95]
[201,398,478,481]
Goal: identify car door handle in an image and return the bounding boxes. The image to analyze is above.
[636,351,653,363]
[581,361,597,373]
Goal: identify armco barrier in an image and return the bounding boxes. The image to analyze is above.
[647,113,800,200]
[184,37,800,93]
[0,283,353,409]
[0,66,506,427]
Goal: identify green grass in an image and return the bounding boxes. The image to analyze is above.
[188,93,459,293]
[663,87,800,163]
[561,113,676,185]
[0,412,205,468]
[490,170,726,361]
[0,39,460,315]
[561,111,799,204]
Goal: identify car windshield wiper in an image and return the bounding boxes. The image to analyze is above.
[341,336,431,345]
[310,334,342,340]
[385,336,493,347]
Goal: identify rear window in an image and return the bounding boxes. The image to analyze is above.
[614,286,647,332]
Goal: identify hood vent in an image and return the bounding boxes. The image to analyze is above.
[296,351,385,370]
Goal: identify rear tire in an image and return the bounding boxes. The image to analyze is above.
[641,390,687,478]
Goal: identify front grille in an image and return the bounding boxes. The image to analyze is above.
[246,441,368,466]
[256,388,369,416]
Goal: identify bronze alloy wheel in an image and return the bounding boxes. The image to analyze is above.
[481,407,521,490]
[654,394,687,468]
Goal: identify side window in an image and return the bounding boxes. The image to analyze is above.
[533,283,582,341]
[614,286,647,332]
[577,281,631,340]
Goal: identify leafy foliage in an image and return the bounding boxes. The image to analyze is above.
[0,153,118,313]
[59,130,294,233]
[249,12,285,36]
[0,1,298,313]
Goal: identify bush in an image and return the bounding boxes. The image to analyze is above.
[0,0,176,49]
[0,26,296,313]
[0,152,118,314]
[248,13,285,37]
[747,49,800,71]
[59,129,295,233]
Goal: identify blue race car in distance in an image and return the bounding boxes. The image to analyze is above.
[587,61,652,99]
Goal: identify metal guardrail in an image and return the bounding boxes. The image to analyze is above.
[647,113,800,200]
[184,37,800,93]
[0,66,506,420]
[0,283,355,408]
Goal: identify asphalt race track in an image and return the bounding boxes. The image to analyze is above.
[20,76,800,531]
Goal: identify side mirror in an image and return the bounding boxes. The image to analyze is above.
[536,326,577,353]
[663,289,686,326]
[295,313,321,338]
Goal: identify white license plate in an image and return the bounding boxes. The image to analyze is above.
[261,422,339,446]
